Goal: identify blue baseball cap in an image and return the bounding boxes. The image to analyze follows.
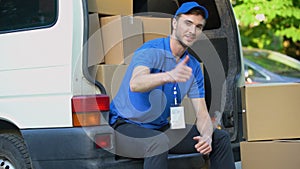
[174,2,209,19]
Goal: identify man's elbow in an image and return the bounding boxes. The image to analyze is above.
[130,80,148,92]
[130,80,139,92]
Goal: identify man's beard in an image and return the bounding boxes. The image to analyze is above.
[176,33,196,48]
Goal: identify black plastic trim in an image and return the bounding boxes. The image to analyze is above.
[81,0,107,95]
[226,0,244,144]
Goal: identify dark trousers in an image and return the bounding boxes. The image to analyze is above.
[112,119,236,169]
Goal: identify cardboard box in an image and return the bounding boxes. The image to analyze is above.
[182,97,196,125]
[240,141,300,169]
[241,83,300,141]
[95,64,128,99]
[101,15,143,65]
[88,13,104,65]
[87,0,133,15]
[135,16,172,42]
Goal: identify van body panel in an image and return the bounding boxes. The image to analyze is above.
[0,1,75,128]
[0,94,72,128]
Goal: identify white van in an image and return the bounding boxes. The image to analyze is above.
[0,0,244,168]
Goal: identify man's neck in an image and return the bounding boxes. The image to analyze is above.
[170,36,187,62]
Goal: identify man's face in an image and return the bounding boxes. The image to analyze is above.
[173,14,205,47]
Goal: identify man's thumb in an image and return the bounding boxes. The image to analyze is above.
[193,136,201,141]
[181,55,189,65]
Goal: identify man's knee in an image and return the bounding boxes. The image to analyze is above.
[145,133,169,157]
[212,129,231,145]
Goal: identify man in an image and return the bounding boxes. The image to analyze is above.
[109,2,236,169]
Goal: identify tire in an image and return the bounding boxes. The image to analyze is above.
[0,133,32,169]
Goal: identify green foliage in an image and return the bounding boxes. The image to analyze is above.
[232,0,300,52]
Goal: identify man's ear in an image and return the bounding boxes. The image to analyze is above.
[172,18,177,31]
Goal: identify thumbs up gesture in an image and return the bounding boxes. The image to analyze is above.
[167,55,192,83]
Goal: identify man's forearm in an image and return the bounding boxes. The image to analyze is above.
[196,114,213,142]
[191,98,213,143]
[130,57,192,92]
[130,71,171,92]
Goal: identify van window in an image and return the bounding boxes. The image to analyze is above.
[0,0,57,33]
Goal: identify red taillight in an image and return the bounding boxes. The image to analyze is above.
[72,95,110,127]
[95,134,112,149]
[72,95,109,112]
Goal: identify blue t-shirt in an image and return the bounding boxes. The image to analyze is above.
[109,37,205,129]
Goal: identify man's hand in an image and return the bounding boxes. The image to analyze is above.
[193,136,212,155]
[167,55,192,83]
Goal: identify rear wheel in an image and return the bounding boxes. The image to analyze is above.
[0,134,32,169]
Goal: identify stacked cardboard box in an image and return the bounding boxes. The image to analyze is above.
[101,15,143,65]
[100,15,172,65]
[135,16,172,43]
[94,64,128,100]
[87,0,133,15]
[88,13,104,65]
[240,83,300,169]
[240,140,300,169]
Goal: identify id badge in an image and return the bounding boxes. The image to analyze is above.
[170,106,186,129]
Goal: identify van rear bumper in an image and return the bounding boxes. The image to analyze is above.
[21,126,117,169]
[21,126,206,169]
